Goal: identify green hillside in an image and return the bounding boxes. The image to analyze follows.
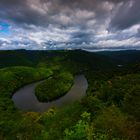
[0,50,139,140]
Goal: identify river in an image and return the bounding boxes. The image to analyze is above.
[12,75,88,112]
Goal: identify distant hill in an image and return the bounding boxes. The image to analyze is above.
[0,50,113,69]
[0,49,140,70]
[0,50,51,68]
[96,50,140,64]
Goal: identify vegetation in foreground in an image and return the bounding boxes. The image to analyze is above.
[35,71,73,102]
[0,66,52,140]
[0,50,139,140]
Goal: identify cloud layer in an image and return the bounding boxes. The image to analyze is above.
[0,0,140,50]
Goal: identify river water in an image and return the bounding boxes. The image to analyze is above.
[12,75,88,112]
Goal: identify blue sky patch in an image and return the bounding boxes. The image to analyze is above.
[0,21,11,35]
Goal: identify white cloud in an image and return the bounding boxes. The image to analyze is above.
[75,9,95,19]
[101,1,114,11]
[95,37,139,48]
[27,0,51,15]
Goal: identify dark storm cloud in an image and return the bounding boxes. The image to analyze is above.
[0,0,24,6]
[0,0,50,27]
[1,0,139,30]
[0,0,112,27]
[136,27,140,37]
[110,0,140,30]
[70,32,93,44]
[0,0,140,50]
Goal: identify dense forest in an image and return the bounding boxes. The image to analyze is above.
[0,50,140,140]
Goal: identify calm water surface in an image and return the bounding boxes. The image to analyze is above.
[12,75,88,112]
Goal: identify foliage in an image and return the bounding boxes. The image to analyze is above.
[35,71,73,102]
[92,105,139,140]
[0,50,140,140]
[0,66,52,139]
[123,85,140,120]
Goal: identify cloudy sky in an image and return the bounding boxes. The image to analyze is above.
[0,0,140,50]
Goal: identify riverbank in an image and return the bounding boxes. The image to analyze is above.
[12,75,88,112]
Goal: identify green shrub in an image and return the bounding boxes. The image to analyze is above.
[123,85,140,120]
